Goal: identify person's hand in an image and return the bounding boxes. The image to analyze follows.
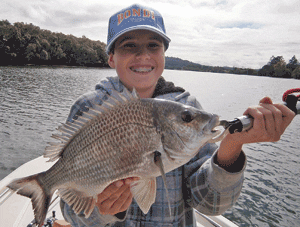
[230,96,295,144]
[96,177,139,215]
[217,97,295,166]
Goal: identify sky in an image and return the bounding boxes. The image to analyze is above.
[1,0,300,69]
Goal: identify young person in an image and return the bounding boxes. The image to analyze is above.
[60,4,295,226]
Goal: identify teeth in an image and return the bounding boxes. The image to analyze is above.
[130,67,153,73]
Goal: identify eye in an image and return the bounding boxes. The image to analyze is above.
[181,110,194,123]
[123,43,136,48]
[148,43,159,48]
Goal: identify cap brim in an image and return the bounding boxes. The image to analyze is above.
[106,25,171,54]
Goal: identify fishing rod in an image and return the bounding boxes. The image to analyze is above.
[213,89,300,141]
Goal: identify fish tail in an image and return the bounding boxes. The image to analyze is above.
[7,172,53,227]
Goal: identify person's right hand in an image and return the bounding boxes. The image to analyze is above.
[96,177,139,215]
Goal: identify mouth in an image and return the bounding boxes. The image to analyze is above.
[206,115,231,143]
[204,115,222,136]
[130,66,154,73]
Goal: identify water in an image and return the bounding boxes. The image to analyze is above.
[0,66,300,226]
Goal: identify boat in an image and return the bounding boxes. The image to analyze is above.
[0,156,238,227]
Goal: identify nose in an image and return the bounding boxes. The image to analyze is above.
[136,45,150,60]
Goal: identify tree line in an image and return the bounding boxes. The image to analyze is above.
[257,55,300,79]
[165,55,300,79]
[0,20,108,67]
[1,20,299,79]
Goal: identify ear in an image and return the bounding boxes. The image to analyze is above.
[108,53,115,68]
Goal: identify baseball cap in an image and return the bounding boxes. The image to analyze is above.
[106,4,171,54]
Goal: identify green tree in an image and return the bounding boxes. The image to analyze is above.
[40,39,50,51]
[40,49,49,61]
[286,55,299,72]
[0,19,10,26]
[268,56,284,66]
[0,20,108,66]
[259,56,291,78]
[258,64,275,77]
[273,60,291,78]
[25,43,37,62]
[292,66,300,79]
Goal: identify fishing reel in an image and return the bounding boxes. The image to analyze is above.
[27,211,57,227]
[43,211,57,227]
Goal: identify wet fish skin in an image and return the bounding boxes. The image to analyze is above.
[6,88,220,227]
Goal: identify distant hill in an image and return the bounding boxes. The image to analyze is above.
[165,57,200,70]
[165,56,258,75]
[165,56,225,72]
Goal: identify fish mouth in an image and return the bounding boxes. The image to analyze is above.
[204,115,222,137]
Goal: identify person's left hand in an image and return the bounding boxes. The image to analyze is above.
[96,177,139,215]
[229,96,295,144]
[217,97,295,166]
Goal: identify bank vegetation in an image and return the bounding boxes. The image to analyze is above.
[1,20,299,79]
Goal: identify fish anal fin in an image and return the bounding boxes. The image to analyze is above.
[131,178,156,214]
[58,188,97,218]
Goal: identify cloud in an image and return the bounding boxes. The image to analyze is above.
[157,0,300,68]
[1,0,299,68]
[217,22,263,29]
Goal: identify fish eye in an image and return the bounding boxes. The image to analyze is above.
[181,110,193,123]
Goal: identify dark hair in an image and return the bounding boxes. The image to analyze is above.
[108,42,116,55]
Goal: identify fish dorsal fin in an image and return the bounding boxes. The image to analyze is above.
[154,151,171,215]
[131,178,156,214]
[58,188,97,218]
[44,87,139,162]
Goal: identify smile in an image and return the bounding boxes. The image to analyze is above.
[130,67,154,73]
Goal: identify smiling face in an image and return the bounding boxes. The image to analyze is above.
[108,30,165,98]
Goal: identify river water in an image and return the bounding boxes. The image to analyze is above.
[0,66,299,226]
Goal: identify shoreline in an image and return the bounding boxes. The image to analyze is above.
[0,64,111,69]
[1,65,298,80]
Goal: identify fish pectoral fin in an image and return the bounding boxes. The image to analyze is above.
[131,178,156,214]
[154,151,171,216]
[58,188,97,218]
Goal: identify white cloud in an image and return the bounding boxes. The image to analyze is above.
[1,0,299,68]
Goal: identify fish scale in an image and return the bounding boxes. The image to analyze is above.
[6,88,220,227]
[45,98,158,191]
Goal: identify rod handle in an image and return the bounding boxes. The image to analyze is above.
[228,94,299,134]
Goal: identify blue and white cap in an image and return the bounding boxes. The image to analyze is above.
[106,4,171,54]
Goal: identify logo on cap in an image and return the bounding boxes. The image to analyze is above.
[117,8,155,25]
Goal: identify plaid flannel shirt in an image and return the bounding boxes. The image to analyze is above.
[60,76,246,227]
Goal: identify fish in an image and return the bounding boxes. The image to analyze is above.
[6,88,221,227]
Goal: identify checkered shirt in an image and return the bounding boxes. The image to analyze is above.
[60,76,246,227]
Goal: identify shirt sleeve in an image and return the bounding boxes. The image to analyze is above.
[183,143,246,215]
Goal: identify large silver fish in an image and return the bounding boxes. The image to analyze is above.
[7,88,221,227]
